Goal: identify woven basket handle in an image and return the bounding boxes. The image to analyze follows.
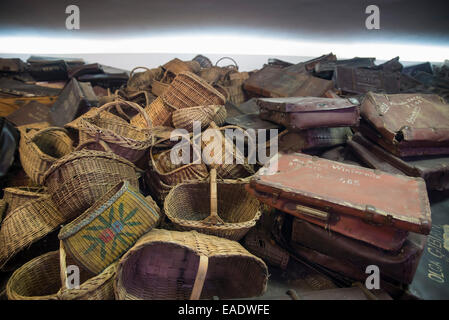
[74,139,113,152]
[129,66,151,78]
[189,255,209,300]
[215,57,239,70]
[27,127,69,142]
[95,100,152,129]
[59,240,68,290]
[201,167,225,226]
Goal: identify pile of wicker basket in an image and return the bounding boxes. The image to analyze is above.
[0,57,270,300]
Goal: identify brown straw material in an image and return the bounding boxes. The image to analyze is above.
[114,229,268,300]
[3,186,46,217]
[151,80,170,97]
[172,105,225,132]
[0,196,66,270]
[131,96,176,127]
[164,178,261,241]
[162,71,226,110]
[126,66,162,93]
[58,181,160,274]
[79,100,153,163]
[19,126,74,185]
[0,199,6,224]
[43,140,140,222]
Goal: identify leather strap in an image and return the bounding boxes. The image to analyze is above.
[190,255,209,300]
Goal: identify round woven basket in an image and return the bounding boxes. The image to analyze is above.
[0,196,65,270]
[78,100,153,163]
[3,186,46,217]
[172,105,226,132]
[19,126,74,185]
[58,181,160,274]
[162,71,226,110]
[114,229,268,300]
[43,140,140,222]
[164,169,261,241]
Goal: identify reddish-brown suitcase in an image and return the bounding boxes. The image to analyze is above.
[257,97,360,130]
[248,152,432,235]
[360,92,449,157]
[348,133,449,191]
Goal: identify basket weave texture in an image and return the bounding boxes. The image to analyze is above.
[3,186,46,217]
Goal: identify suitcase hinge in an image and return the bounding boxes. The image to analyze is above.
[363,205,378,223]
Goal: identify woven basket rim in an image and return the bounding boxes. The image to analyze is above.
[58,181,129,239]
[42,149,138,183]
[3,186,47,196]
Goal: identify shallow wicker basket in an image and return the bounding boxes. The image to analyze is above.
[78,100,153,163]
[114,228,268,300]
[162,71,226,110]
[19,126,74,185]
[58,180,160,274]
[172,105,226,132]
[0,196,65,270]
[131,96,176,128]
[164,168,261,241]
[6,248,117,300]
[43,140,140,222]
[3,186,46,217]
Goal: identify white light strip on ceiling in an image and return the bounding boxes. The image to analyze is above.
[1,35,448,62]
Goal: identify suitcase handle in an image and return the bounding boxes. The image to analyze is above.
[294,204,329,221]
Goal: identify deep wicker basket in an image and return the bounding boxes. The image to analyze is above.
[0,196,65,270]
[58,181,160,274]
[78,100,153,163]
[172,105,226,132]
[19,126,74,185]
[162,71,226,110]
[163,58,200,76]
[43,140,140,222]
[0,199,6,224]
[126,66,162,93]
[3,186,46,217]
[151,80,170,97]
[131,96,176,127]
[164,168,261,241]
[114,229,268,300]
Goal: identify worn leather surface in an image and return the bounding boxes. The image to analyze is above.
[0,117,19,178]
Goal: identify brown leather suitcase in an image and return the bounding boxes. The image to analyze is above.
[335,66,401,94]
[243,65,334,98]
[0,58,27,73]
[360,92,449,156]
[348,133,449,191]
[6,101,51,127]
[248,152,432,235]
[257,97,360,130]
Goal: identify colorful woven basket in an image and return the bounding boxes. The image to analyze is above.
[19,126,74,185]
[58,181,160,274]
[78,100,153,163]
[3,186,46,217]
[162,71,226,110]
[164,168,261,241]
[114,229,268,300]
[43,140,140,222]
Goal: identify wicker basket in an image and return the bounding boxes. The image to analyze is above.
[126,66,162,93]
[144,168,175,205]
[19,126,74,185]
[151,80,170,97]
[162,71,226,110]
[43,140,140,222]
[3,186,46,217]
[114,228,268,300]
[0,196,65,270]
[163,58,200,76]
[131,96,176,128]
[58,181,160,274]
[172,105,226,132]
[150,137,209,186]
[243,228,290,269]
[164,168,261,241]
[0,199,6,224]
[79,100,153,163]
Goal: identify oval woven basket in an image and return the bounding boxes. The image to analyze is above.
[58,180,161,274]
[19,126,74,185]
[162,71,226,110]
[78,100,153,163]
[43,140,140,222]
[131,96,176,128]
[3,186,47,217]
[172,105,226,132]
[114,229,268,300]
[164,169,261,241]
[0,196,65,270]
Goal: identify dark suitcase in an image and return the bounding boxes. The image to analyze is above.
[6,100,51,127]
[248,152,432,235]
[283,53,336,74]
[314,57,375,79]
[360,92,449,156]
[257,96,360,130]
[402,62,433,77]
[0,78,61,97]
[0,58,27,73]
[0,117,20,178]
[348,132,449,191]
[335,66,401,94]
[243,65,334,98]
[49,78,98,126]
[29,60,69,81]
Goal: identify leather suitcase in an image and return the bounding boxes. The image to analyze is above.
[283,53,336,74]
[402,62,433,77]
[29,60,69,81]
[0,78,61,97]
[0,58,27,73]
[49,78,98,126]
[348,133,449,191]
[335,66,401,94]
[314,57,375,79]
[6,101,51,127]
[360,92,449,156]
[0,117,20,178]
[248,152,432,235]
[257,97,360,130]
[243,65,334,98]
